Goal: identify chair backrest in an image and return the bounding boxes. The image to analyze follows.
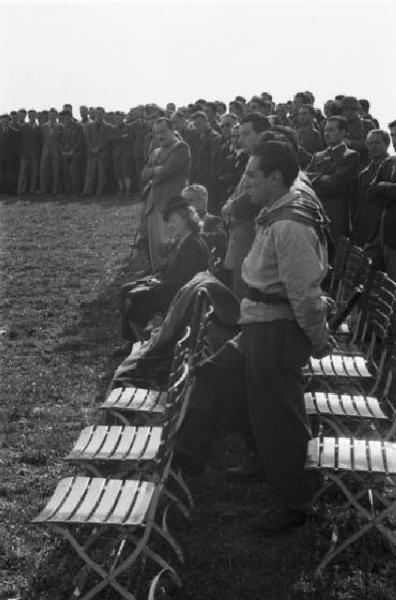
[167,326,192,386]
[330,236,354,300]
[383,351,396,426]
[342,246,372,299]
[163,360,191,439]
[360,272,396,394]
[207,245,222,276]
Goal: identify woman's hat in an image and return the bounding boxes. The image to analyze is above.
[163,195,192,221]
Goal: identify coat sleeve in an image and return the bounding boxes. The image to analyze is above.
[311,152,359,198]
[153,144,191,185]
[160,236,209,292]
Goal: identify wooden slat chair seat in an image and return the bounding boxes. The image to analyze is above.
[306,436,396,575]
[304,272,396,394]
[305,352,396,437]
[102,387,167,425]
[65,425,165,477]
[32,468,183,600]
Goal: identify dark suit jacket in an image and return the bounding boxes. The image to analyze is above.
[20,123,41,158]
[84,120,114,155]
[40,122,63,157]
[306,143,359,241]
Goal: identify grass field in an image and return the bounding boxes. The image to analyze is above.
[1,195,396,600]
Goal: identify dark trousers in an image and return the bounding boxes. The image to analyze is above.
[62,154,82,195]
[39,152,60,194]
[83,153,106,195]
[177,320,317,509]
[18,155,39,193]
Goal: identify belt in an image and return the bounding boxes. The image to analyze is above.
[246,287,289,305]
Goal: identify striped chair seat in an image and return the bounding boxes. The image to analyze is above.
[305,392,387,420]
[101,386,167,414]
[65,425,163,464]
[307,436,396,475]
[303,354,371,378]
[32,475,156,526]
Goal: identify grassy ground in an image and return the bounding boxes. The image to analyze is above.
[1,194,396,600]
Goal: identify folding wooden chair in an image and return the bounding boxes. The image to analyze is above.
[101,327,192,427]
[101,297,213,428]
[305,352,396,437]
[304,272,396,392]
[32,458,182,600]
[65,360,193,519]
[306,436,396,575]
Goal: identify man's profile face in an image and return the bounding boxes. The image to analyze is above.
[324,120,344,146]
[389,127,396,152]
[153,121,173,146]
[366,133,388,159]
[246,156,273,205]
[239,122,261,155]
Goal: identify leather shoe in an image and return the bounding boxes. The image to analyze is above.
[225,455,266,482]
[251,505,307,536]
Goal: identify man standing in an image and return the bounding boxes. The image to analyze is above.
[177,141,330,532]
[341,96,375,167]
[190,111,221,208]
[222,113,270,297]
[296,104,323,155]
[306,116,359,249]
[60,111,85,195]
[83,107,113,196]
[366,120,396,338]
[141,117,191,270]
[352,129,390,247]
[39,108,63,195]
[17,109,41,194]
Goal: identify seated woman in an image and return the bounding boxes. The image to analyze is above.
[121,195,210,342]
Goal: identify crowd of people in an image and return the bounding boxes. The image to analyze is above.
[110,90,396,535]
[4,90,396,535]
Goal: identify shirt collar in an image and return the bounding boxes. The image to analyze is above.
[256,190,295,222]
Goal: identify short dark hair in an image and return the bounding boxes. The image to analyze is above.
[359,99,370,113]
[205,102,217,114]
[367,129,390,146]
[240,112,270,133]
[252,141,299,187]
[269,125,299,154]
[229,100,242,113]
[295,92,309,103]
[154,116,173,130]
[235,95,246,103]
[327,116,349,134]
[388,120,396,129]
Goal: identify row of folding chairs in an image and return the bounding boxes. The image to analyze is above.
[32,291,213,599]
[303,237,396,573]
